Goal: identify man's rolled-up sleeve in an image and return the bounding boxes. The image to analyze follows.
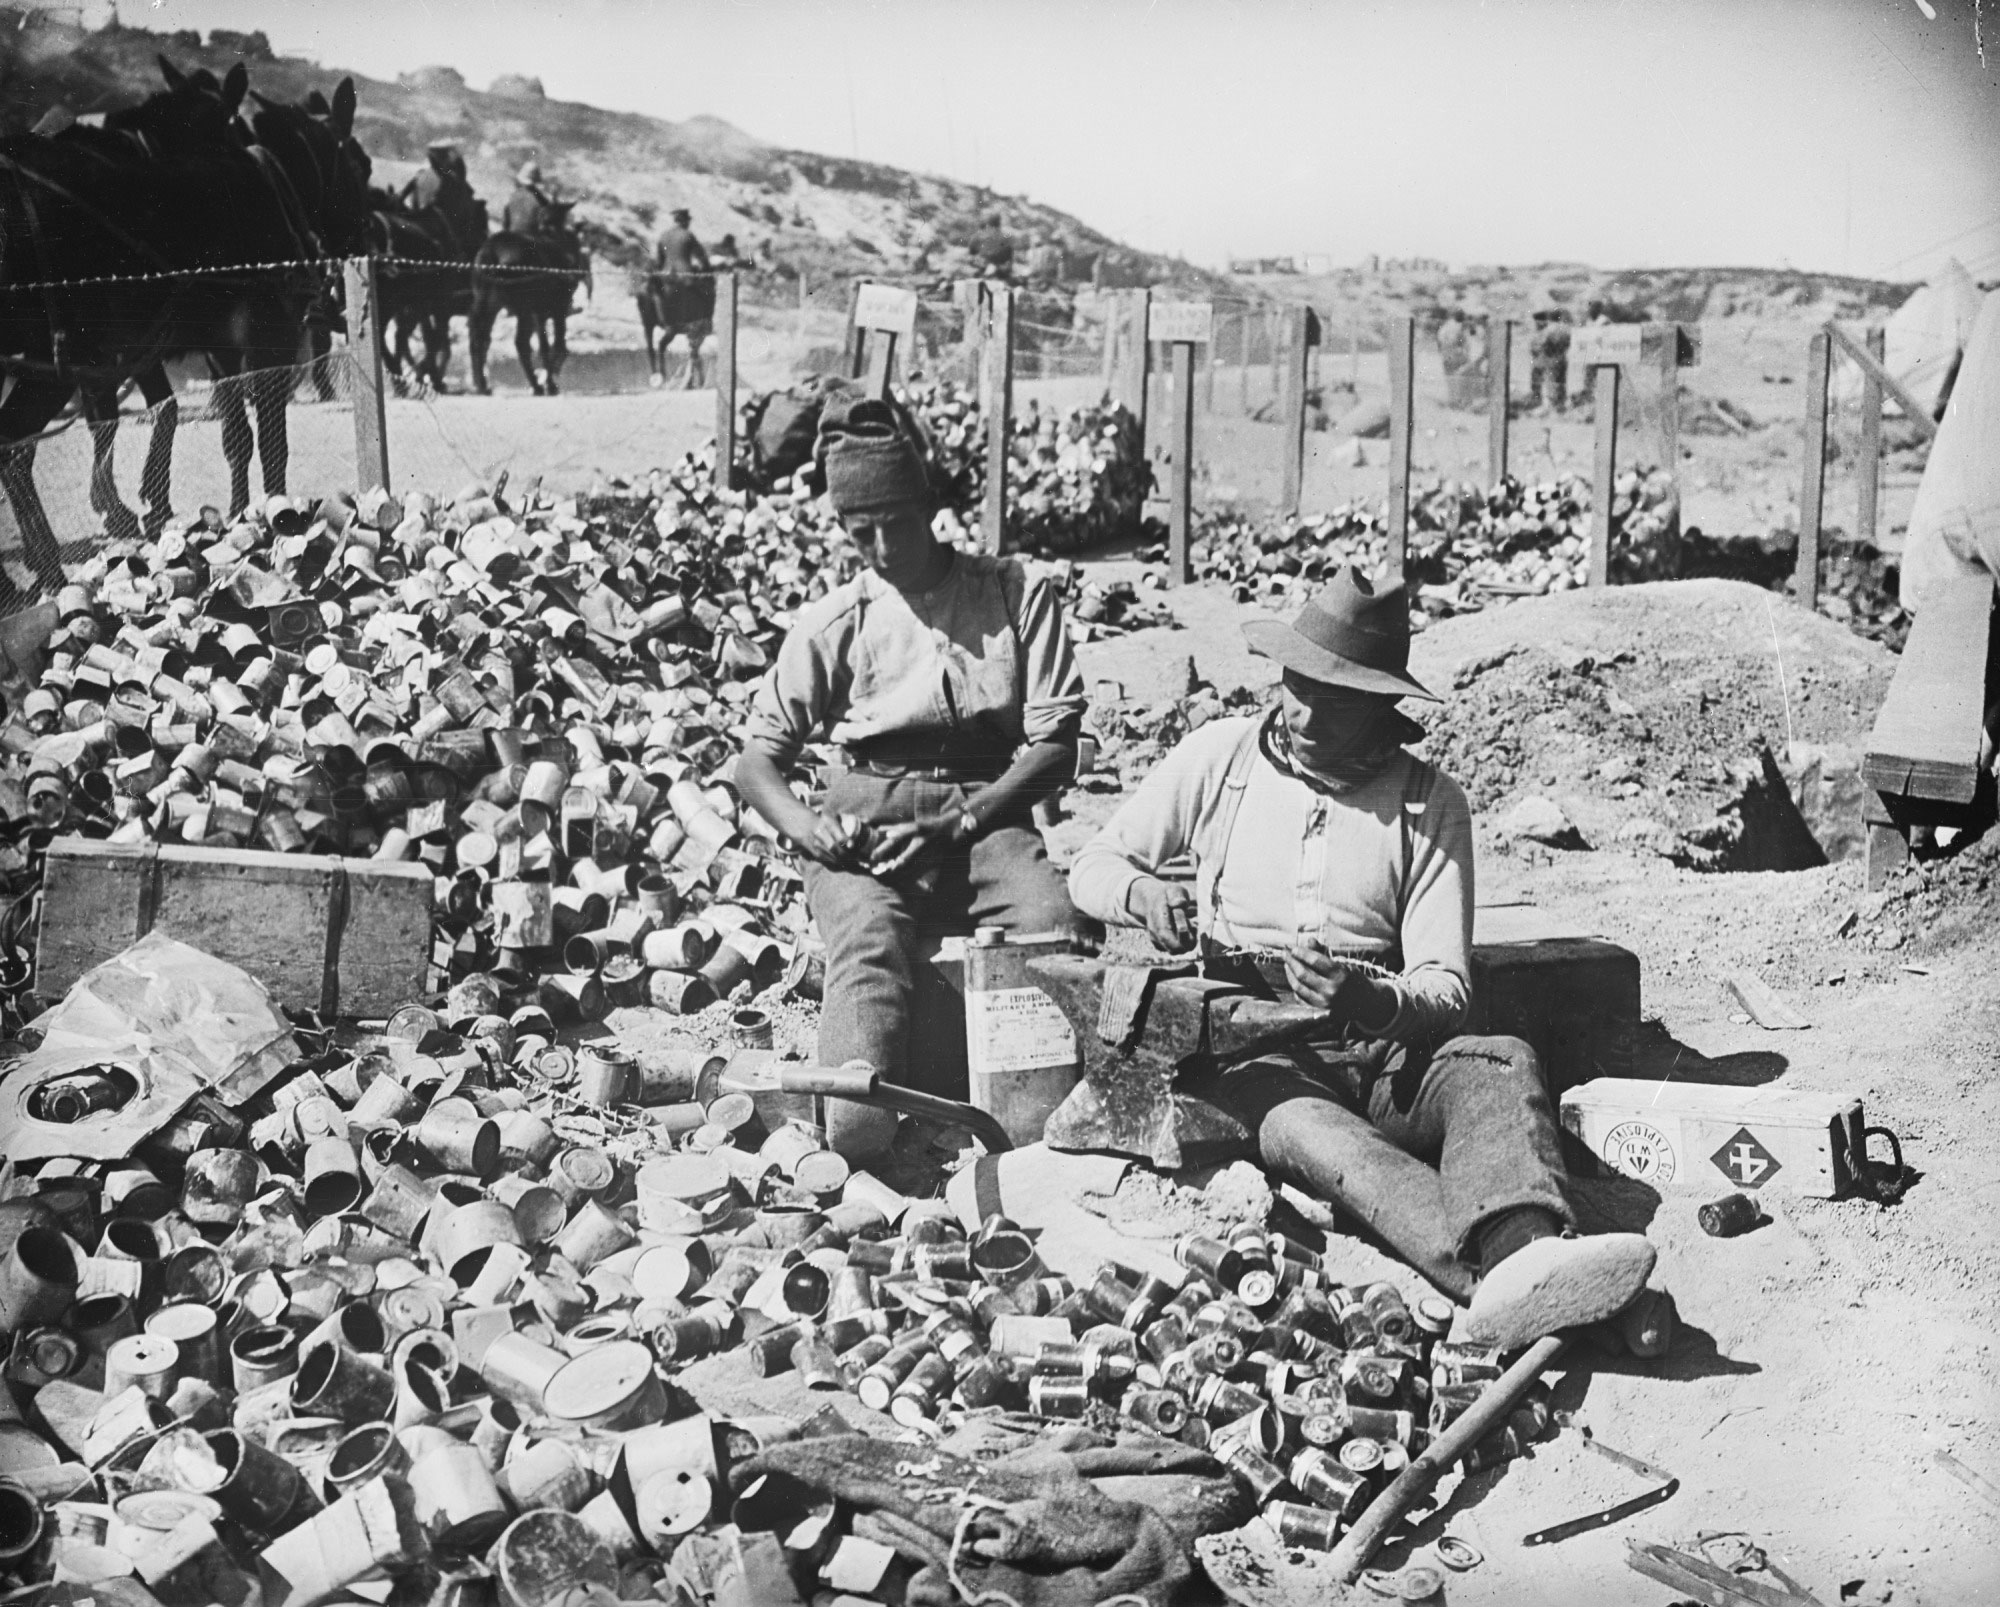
[742,611,847,772]
[1013,568,1086,747]
[1067,720,1235,928]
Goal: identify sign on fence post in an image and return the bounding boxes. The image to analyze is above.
[1568,324,1702,589]
[1385,314,1415,581]
[1487,318,1512,486]
[853,283,919,401]
[1148,299,1211,587]
[1796,329,1832,608]
[981,282,1013,557]
[713,271,738,489]
[344,257,390,495]
[1278,305,1319,516]
[1588,364,1621,588]
[1857,325,1884,546]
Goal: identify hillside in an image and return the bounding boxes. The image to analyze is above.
[0,7,1221,296]
[1238,260,1918,342]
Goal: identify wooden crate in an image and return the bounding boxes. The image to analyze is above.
[38,839,432,1019]
[1467,906,1640,1097]
[1560,1077,1866,1199]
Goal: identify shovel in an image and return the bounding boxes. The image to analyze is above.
[698,1050,1014,1154]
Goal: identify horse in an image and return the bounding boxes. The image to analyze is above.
[0,61,371,596]
[636,269,715,388]
[370,194,467,393]
[467,203,590,396]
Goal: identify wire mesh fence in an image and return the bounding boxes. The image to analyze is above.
[0,349,356,609]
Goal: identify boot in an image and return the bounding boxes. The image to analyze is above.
[1462,1231,1656,1352]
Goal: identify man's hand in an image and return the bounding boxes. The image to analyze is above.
[1285,936,1369,1012]
[1129,879,1197,953]
[1286,937,1400,1031]
[791,811,865,869]
[866,820,952,878]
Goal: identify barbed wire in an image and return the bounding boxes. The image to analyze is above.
[0,253,603,294]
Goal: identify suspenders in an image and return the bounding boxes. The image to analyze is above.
[1193,719,1431,962]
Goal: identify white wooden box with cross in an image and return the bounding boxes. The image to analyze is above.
[1560,1078,1867,1199]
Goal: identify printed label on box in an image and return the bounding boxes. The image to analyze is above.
[967,987,1077,1076]
[1601,1118,1678,1184]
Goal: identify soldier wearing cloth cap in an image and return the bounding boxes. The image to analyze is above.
[736,398,1088,1162]
[1067,571,1667,1350]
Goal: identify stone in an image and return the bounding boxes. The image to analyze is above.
[1498,796,1588,850]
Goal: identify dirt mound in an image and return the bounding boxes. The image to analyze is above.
[1845,825,2000,959]
[1406,580,1895,863]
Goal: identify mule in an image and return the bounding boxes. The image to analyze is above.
[467,203,589,396]
[636,270,715,388]
[0,61,371,597]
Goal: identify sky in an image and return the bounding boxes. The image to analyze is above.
[88,0,2000,282]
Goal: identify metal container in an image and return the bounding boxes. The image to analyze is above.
[292,1338,397,1425]
[230,1324,301,1392]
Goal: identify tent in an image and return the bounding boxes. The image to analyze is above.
[1899,288,2000,613]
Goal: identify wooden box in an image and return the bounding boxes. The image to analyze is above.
[1560,1077,1866,1199]
[37,839,432,1019]
[1468,907,1640,1096]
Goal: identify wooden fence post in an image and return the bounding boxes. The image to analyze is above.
[1385,314,1415,580]
[344,257,390,494]
[712,271,738,488]
[1278,305,1316,515]
[1238,307,1251,415]
[981,282,1013,556]
[1486,317,1511,486]
[955,278,983,383]
[1796,329,1832,608]
[1169,339,1195,586]
[1110,289,1150,421]
[1857,324,1884,547]
[1588,363,1620,588]
[1657,322,1680,491]
[844,280,864,377]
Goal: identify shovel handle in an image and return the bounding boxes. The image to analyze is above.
[779,1063,879,1099]
[1329,1333,1566,1581]
[775,1063,1015,1153]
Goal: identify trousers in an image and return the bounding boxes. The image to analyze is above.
[1185,1032,1572,1301]
[802,770,1080,1160]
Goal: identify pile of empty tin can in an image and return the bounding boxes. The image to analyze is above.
[0,465,862,1018]
[0,1027,1548,1607]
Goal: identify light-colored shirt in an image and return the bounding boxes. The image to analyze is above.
[1067,715,1474,1045]
[743,550,1085,771]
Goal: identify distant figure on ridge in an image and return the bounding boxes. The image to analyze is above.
[1529,307,1571,412]
[975,214,1014,280]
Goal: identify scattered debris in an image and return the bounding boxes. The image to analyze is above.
[1725,969,1812,1030]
